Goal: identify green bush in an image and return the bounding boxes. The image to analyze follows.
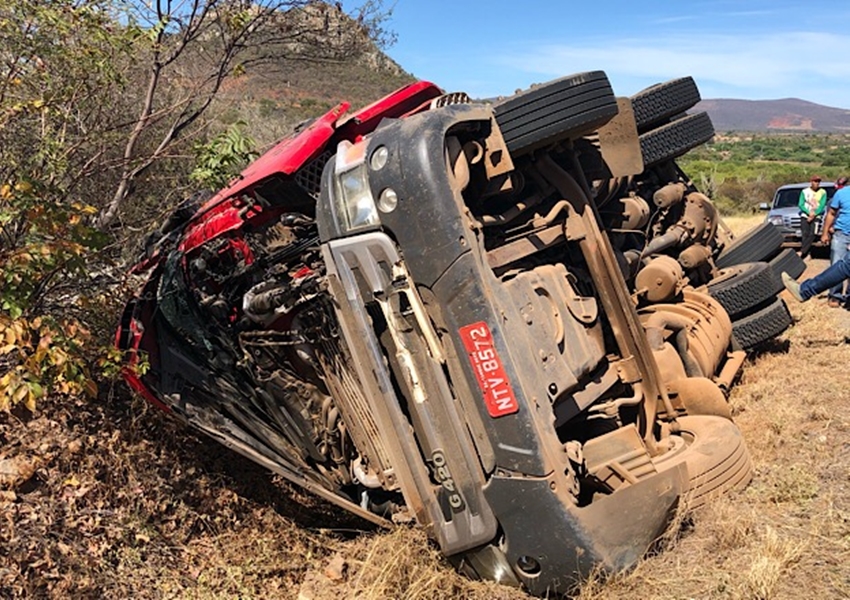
[680,133,850,214]
[190,122,259,190]
[0,184,106,410]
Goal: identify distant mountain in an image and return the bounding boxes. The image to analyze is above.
[695,98,850,133]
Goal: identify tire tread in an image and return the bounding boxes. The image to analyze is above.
[716,222,784,268]
[631,77,702,132]
[731,297,792,349]
[639,112,715,167]
[768,248,807,294]
[707,262,776,319]
[493,71,619,156]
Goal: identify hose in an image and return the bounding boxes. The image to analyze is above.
[645,312,704,378]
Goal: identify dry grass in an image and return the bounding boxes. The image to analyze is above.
[3,217,849,599]
[297,528,524,600]
[724,213,767,237]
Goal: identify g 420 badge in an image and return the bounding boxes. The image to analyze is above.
[431,450,465,512]
[459,321,519,418]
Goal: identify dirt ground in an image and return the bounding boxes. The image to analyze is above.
[2,216,849,599]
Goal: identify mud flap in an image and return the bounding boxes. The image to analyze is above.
[484,463,685,596]
[596,98,644,178]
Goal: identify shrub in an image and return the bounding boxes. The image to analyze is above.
[0,184,105,410]
[190,122,259,190]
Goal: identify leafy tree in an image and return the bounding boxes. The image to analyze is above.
[0,1,130,409]
[0,183,104,410]
[0,0,395,411]
[0,0,131,190]
[190,121,258,189]
[96,0,394,229]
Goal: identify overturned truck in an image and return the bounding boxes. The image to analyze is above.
[117,72,798,596]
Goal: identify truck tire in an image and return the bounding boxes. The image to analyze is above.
[715,222,784,268]
[493,71,619,156]
[707,262,776,319]
[768,248,807,294]
[639,112,715,168]
[652,415,752,509]
[631,77,702,133]
[731,297,792,350]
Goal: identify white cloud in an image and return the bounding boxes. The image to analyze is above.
[498,31,850,103]
[651,15,699,25]
[720,10,777,17]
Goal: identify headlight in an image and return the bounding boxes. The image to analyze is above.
[767,215,784,227]
[331,140,379,232]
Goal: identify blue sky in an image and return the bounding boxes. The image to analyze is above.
[370,0,850,109]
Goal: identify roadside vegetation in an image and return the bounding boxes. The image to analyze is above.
[0,0,405,416]
[680,133,850,214]
[2,2,849,598]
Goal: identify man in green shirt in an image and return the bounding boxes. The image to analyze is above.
[798,175,828,259]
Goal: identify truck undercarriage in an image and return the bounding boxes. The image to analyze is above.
[117,72,796,595]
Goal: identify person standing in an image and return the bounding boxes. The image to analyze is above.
[798,175,828,259]
[819,175,850,307]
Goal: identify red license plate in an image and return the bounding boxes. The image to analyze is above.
[459,321,519,418]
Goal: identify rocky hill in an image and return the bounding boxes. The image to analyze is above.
[211,3,416,147]
[696,98,850,133]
